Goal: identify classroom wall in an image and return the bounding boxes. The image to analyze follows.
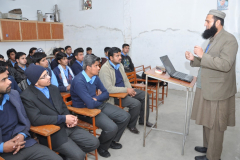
[1,0,240,91]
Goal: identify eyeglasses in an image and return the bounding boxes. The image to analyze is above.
[39,71,50,80]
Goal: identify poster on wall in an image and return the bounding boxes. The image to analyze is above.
[83,0,92,10]
[217,0,228,10]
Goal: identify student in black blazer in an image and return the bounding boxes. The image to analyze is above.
[21,64,99,160]
[0,67,61,160]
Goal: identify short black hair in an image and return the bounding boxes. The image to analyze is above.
[59,47,64,51]
[53,48,60,56]
[213,15,224,26]
[108,47,121,59]
[122,44,129,48]
[0,66,7,74]
[29,47,37,54]
[0,61,8,67]
[0,54,4,59]
[32,52,47,64]
[15,52,26,60]
[65,46,71,50]
[104,47,111,53]
[7,48,17,57]
[86,47,92,51]
[74,48,84,56]
[56,52,67,64]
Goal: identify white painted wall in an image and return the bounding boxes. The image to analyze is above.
[57,0,125,56]
[0,0,60,57]
[0,0,239,91]
[130,0,240,91]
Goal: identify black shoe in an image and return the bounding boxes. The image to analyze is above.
[195,155,221,160]
[195,146,207,153]
[127,127,140,134]
[139,121,154,127]
[195,155,207,160]
[110,141,122,149]
[97,147,111,158]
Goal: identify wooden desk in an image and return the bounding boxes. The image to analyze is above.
[143,68,196,155]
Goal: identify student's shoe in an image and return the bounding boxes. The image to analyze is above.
[97,147,111,158]
[127,127,140,134]
[110,141,122,149]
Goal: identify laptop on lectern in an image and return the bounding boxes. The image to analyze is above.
[160,55,193,83]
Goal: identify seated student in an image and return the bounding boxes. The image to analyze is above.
[65,46,74,65]
[59,47,65,53]
[86,47,95,56]
[14,52,29,90]
[101,47,110,66]
[121,44,135,73]
[65,45,74,59]
[0,54,5,61]
[26,47,37,65]
[53,52,74,92]
[99,47,153,134]
[50,49,60,70]
[0,67,62,160]
[6,48,17,68]
[70,55,130,158]
[70,48,84,75]
[0,60,22,84]
[52,48,60,61]
[31,52,59,87]
[0,65,22,93]
[21,65,99,160]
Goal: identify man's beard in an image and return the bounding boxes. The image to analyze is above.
[0,84,11,95]
[202,23,218,39]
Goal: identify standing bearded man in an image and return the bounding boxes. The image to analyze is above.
[185,10,238,160]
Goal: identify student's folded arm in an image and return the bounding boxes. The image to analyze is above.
[21,98,58,126]
[73,82,102,109]
[95,78,109,102]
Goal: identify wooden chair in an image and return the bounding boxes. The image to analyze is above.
[126,71,155,111]
[30,125,60,150]
[61,92,100,160]
[134,65,145,82]
[109,93,128,109]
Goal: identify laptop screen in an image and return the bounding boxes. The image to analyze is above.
[160,55,176,75]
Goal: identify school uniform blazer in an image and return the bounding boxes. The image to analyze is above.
[20,85,71,149]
